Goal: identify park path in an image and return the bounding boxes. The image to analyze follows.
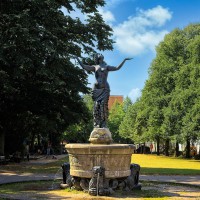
[1,172,200,187]
[0,155,200,187]
[140,174,200,187]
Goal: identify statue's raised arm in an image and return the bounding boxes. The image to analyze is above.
[107,58,133,71]
[74,53,133,130]
[74,56,95,72]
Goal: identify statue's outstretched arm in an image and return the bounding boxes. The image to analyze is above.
[74,56,95,72]
[107,58,133,71]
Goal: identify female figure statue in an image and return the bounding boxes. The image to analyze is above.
[75,54,132,129]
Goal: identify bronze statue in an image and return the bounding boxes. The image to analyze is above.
[74,54,132,128]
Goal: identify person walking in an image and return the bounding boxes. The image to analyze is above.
[46,141,51,158]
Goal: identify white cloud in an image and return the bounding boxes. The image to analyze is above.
[128,88,141,102]
[98,8,115,23]
[62,5,115,25]
[138,5,172,27]
[113,6,172,56]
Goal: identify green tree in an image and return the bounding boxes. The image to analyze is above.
[163,25,200,157]
[119,100,145,144]
[0,0,113,155]
[108,101,125,142]
[145,28,187,155]
[123,96,132,112]
[120,24,200,157]
[62,94,93,143]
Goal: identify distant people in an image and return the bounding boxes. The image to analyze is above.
[51,147,57,159]
[150,143,153,154]
[13,151,21,163]
[37,148,42,155]
[26,143,30,161]
[46,141,51,158]
[190,145,197,157]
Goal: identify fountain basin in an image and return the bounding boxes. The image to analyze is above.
[66,143,134,178]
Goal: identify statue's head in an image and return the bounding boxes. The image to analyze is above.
[92,166,105,176]
[94,53,104,64]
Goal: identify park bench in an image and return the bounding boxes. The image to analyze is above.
[0,155,8,165]
[9,152,21,163]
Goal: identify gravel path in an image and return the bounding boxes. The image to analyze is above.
[1,172,200,186]
[140,174,200,186]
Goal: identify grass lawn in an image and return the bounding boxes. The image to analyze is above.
[132,154,200,175]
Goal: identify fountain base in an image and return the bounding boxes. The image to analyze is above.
[63,143,141,195]
[66,143,134,178]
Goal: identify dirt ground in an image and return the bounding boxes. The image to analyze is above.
[0,181,200,200]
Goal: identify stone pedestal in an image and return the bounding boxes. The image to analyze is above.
[66,143,134,178]
[89,128,112,144]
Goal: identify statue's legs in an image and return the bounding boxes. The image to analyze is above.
[104,99,109,124]
[93,101,101,127]
[100,97,109,128]
[92,89,110,128]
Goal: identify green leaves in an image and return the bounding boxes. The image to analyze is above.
[119,24,200,148]
[0,0,113,153]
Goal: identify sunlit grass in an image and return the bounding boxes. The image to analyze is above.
[132,154,200,175]
[1,154,200,175]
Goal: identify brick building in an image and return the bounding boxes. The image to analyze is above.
[108,95,123,110]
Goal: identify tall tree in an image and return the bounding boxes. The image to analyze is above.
[123,96,133,112]
[108,101,126,142]
[120,24,200,157]
[0,0,113,155]
[62,94,93,143]
[119,100,147,144]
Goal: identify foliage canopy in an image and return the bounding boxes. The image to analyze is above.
[119,24,200,157]
[0,0,113,154]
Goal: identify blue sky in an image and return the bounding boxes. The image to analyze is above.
[65,0,200,102]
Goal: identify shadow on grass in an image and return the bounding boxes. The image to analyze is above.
[1,180,200,200]
[188,160,200,163]
[0,180,180,200]
[141,167,200,175]
[0,156,69,174]
[111,189,180,199]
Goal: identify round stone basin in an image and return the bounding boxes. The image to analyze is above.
[66,143,135,178]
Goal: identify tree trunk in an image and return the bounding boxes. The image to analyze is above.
[156,136,160,156]
[0,131,5,155]
[185,138,190,158]
[37,134,41,147]
[175,141,179,157]
[165,139,170,156]
[139,144,142,154]
[30,133,35,153]
[143,142,146,154]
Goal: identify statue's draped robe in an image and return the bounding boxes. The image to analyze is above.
[92,88,110,128]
